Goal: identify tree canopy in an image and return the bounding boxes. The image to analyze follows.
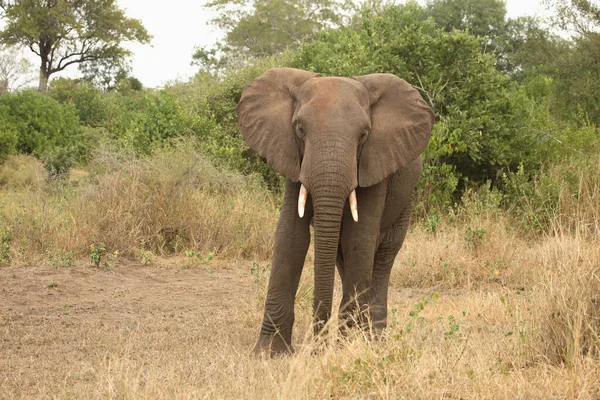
[0,0,151,93]
[547,0,600,34]
[424,0,508,40]
[194,0,349,69]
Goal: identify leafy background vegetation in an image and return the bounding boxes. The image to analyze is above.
[2,0,598,218]
[1,0,600,394]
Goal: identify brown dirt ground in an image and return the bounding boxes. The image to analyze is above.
[0,259,259,398]
[4,259,595,399]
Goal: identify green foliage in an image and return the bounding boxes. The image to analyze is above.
[0,225,11,264]
[42,146,74,179]
[78,57,139,92]
[444,315,460,339]
[201,0,348,67]
[50,80,223,157]
[90,242,117,270]
[464,226,485,249]
[250,261,271,284]
[425,0,507,40]
[0,107,18,162]
[90,242,106,267]
[293,3,528,187]
[184,249,216,266]
[501,149,600,236]
[552,35,600,125]
[404,292,439,334]
[0,91,82,161]
[0,0,151,92]
[0,128,17,162]
[500,17,570,80]
[138,249,153,265]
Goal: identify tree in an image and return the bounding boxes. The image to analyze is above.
[424,0,508,41]
[423,0,518,73]
[0,46,35,94]
[292,3,544,190]
[546,0,600,35]
[197,0,349,69]
[543,0,600,124]
[552,35,600,124]
[78,57,136,92]
[500,16,571,80]
[0,0,151,93]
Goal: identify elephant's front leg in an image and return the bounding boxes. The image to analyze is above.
[338,184,386,331]
[254,180,313,357]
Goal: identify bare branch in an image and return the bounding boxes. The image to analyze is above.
[414,73,436,113]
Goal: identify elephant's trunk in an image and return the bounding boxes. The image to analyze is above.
[311,187,346,335]
[299,136,357,335]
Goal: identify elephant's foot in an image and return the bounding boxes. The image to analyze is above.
[338,308,387,340]
[369,305,388,338]
[338,307,371,334]
[252,335,294,358]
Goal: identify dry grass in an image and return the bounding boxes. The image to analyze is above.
[1,151,599,398]
[0,141,278,263]
[2,234,599,399]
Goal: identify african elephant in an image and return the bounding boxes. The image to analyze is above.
[237,68,434,356]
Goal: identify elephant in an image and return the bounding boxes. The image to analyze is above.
[237,67,434,356]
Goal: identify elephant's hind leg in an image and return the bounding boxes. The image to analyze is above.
[370,202,412,335]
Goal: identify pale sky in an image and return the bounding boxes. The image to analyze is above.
[38,0,552,88]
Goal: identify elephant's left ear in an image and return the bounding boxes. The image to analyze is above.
[354,74,434,187]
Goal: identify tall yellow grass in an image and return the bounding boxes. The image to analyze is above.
[0,141,278,262]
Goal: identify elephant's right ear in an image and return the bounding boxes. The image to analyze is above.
[237,68,318,181]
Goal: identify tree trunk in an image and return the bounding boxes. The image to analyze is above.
[0,79,8,95]
[38,68,49,94]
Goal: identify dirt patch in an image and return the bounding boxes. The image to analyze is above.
[0,260,256,398]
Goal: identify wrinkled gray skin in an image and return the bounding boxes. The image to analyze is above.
[237,68,434,356]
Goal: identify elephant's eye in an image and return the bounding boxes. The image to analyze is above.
[294,120,306,139]
[359,129,369,145]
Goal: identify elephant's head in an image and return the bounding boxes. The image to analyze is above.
[237,68,433,329]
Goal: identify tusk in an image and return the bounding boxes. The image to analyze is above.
[349,190,358,222]
[298,184,308,218]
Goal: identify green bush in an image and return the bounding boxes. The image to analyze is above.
[0,90,82,159]
[42,147,75,179]
[0,106,18,163]
[293,4,526,186]
[167,56,293,189]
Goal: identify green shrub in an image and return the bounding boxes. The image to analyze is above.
[42,147,75,179]
[0,90,82,159]
[293,4,525,186]
[0,107,18,162]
